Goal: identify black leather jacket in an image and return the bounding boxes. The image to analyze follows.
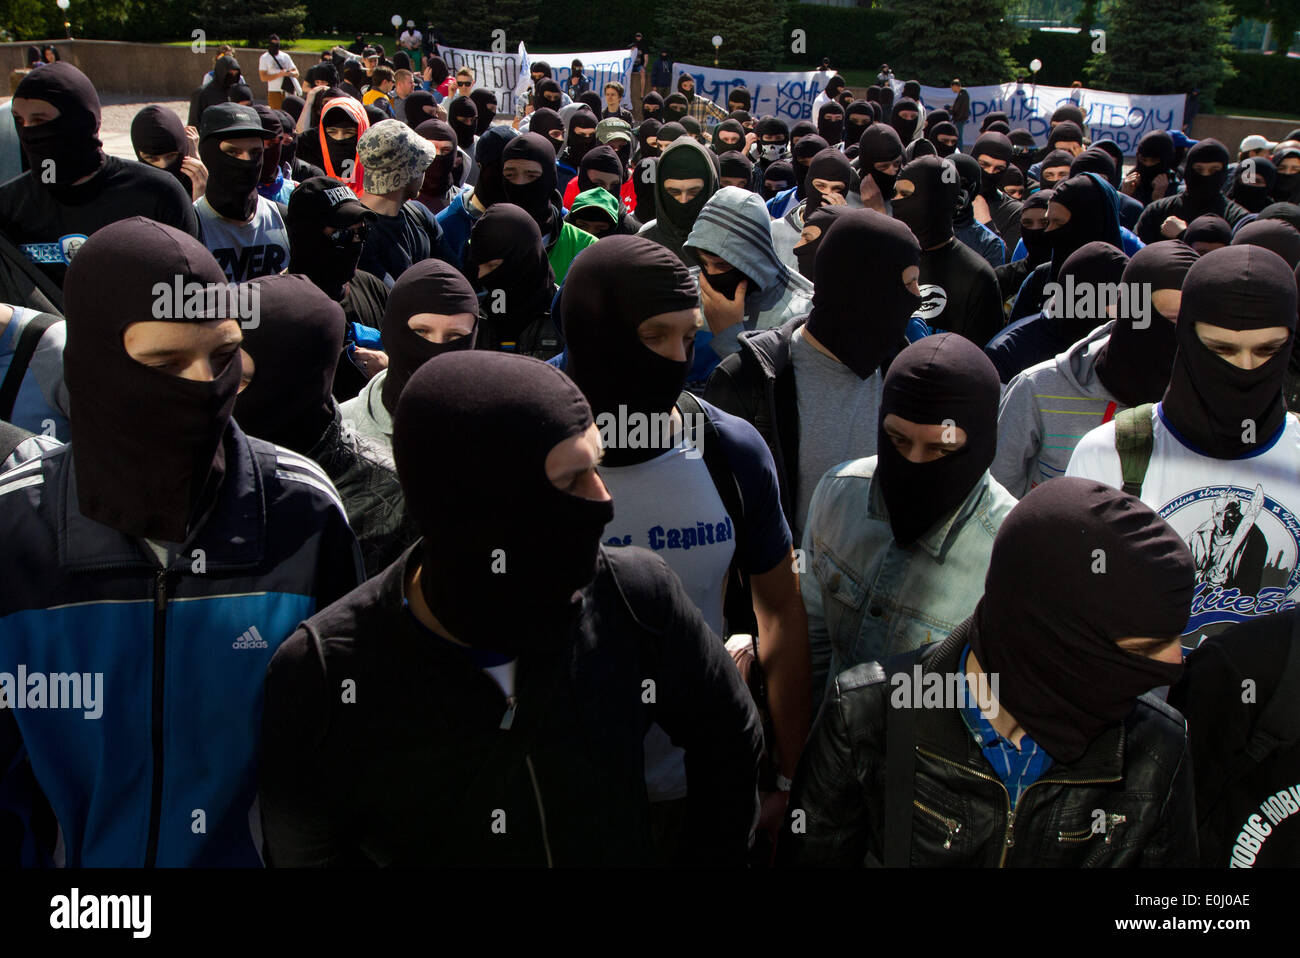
[778,622,1198,867]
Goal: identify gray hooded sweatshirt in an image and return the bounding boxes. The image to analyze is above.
[683,186,814,360]
[992,321,1124,498]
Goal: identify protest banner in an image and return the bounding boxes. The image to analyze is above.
[519,46,634,109]
[437,42,527,114]
[673,62,826,123]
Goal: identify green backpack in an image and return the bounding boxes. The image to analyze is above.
[1113,402,1155,496]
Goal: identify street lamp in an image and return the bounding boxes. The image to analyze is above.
[56,0,71,40]
[391,14,403,28]
[712,34,722,67]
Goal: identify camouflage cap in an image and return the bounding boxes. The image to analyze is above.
[357,118,437,195]
[596,117,633,144]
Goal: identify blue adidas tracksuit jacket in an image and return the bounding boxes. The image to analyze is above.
[0,424,363,867]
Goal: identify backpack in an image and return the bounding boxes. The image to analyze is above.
[1113,402,1155,496]
[0,311,59,424]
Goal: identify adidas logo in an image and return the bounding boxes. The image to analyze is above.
[232,626,268,650]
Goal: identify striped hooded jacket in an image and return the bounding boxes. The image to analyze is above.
[0,423,363,867]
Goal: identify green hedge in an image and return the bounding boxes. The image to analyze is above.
[1216,50,1300,112]
[781,5,899,71]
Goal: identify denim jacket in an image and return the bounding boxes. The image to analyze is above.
[801,456,1016,710]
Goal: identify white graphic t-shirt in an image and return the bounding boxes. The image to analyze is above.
[1067,404,1300,646]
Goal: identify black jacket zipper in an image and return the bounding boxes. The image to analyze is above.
[143,568,169,868]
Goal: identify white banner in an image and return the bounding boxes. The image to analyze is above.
[913,82,1184,155]
[675,63,827,123]
[518,46,635,109]
[437,42,528,114]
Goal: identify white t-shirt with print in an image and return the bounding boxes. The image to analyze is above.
[1067,403,1300,646]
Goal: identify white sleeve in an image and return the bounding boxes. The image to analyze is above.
[1064,420,1124,490]
[259,53,273,73]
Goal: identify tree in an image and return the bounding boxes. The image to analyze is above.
[1086,0,1235,100]
[654,0,789,72]
[423,0,539,50]
[881,0,1026,85]
[196,0,306,45]
[1225,0,1300,53]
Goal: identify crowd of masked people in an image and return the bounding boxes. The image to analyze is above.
[1,45,1299,871]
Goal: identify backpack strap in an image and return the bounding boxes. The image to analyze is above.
[0,418,35,465]
[882,646,925,868]
[0,311,59,422]
[1113,402,1155,498]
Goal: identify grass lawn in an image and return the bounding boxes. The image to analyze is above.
[162,35,395,52]
[1211,105,1300,122]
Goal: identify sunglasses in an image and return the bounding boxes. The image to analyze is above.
[457,81,471,87]
[328,223,369,244]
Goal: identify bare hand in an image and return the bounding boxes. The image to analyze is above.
[699,270,748,336]
[1120,170,1139,196]
[971,192,992,223]
[1160,215,1187,239]
[821,187,847,206]
[184,125,200,157]
[859,173,885,212]
[180,156,207,202]
[352,347,389,380]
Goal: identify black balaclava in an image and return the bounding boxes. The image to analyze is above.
[981,111,1009,132]
[817,101,845,147]
[890,98,920,143]
[403,90,437,128]
[790,119,817,146]
[200,126,266,222]
[1000,164,1024,197]
[1018,188,1054,268]
[985,122,1011,135]
[924,109,950,135]
[64,217,240,543]
[1257,201,1300,231]
[1163,245,1296,458]
[665,93,689,123]
[803,147,852,217]
[806,209,922,379]
[901,80,921,101]
[792,134,830,200]
[414,119,458,210]
[968,478,1192,765]
[380,258,482,414]
[562,235,700,466]
[1272,149,1300,204]
[577,144,624,195]
[794,205,853,281]
[502,132,561,240]
[877,334,1001,546]
[893,155,959,249]
[14,61,105,196]
[1046,172,1123,280]
[254,104,284,186]
[728,88,752,112]
[320,103,359,180]
[1135,130,1176,188]
[235,274,345,453]
[642,91,664,120]
[427,56,451,87]
[903,138,936,162]
[392,351,614,655]
[473,126,518,208]
[637,118,663,159]
[578,91,602,115]
[719,150,754,189]
[761,159,796,201]
[1229,156,1278,213]
[970,132,1013,202]
[448,95,478,150]
[866,84,882,104]
[467,202,556,344]
[656,121,686,146]
[229,83,254,106]
[1231,217,1300,269]
[755,117,790,165]
[1069,146,1116,185]
[530,108,565,153]
[1038,148,1075,184]
[1047,121,1083,153]
[1052,241,1130,344]
[281,95,305,122]
[680,117,703,142]
[654,138,718,253]
[877,84,895,113]
[563,109,599,165]
[342,60,365,92]
[1095,240,1198,408]
[1090,139,1125,188]
[286,176,371,301]
[857,124,904,198]
[276,109,299,170]
[951,152,983,223]
[1008,127,1038,178]
[868,101,884,122]
[1182,139,1231,216]
[536,78,564,112]
[1184,213,1232,248]
[928,121,958,158]
[1051,104,1086,128]
[467,89,496,136]
[131,104,191,196]
[825,75,846,102]
[711,119,746,155]
[845,99,874,142]
[633,156,658,211]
